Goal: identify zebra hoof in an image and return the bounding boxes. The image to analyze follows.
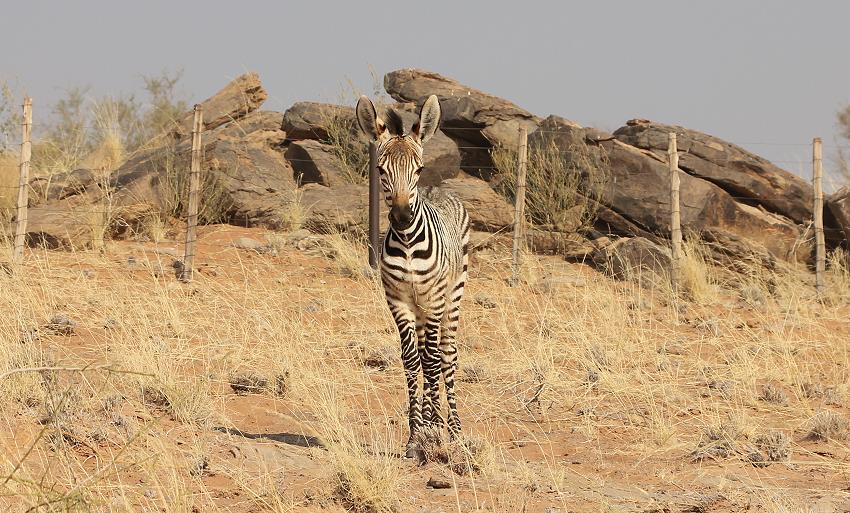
[404,443,426,464]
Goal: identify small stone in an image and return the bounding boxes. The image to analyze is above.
[474,295,497,309]
[45,314,76,336]
[231,237,265,251]
[426,476,452,489]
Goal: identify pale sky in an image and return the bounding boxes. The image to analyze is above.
[3,1,850,185]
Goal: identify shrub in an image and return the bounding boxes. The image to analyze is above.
[493,129,608,234]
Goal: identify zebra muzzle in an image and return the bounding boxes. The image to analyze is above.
[390,204,413,229]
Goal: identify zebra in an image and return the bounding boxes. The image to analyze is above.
[355,94,470,458]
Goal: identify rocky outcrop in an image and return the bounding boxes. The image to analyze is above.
[614,120,813,225]
[285,140,349,187]
[438,176,514,231]
[23,204,96,249]
[174,72,268,136]
[384,69,539,179]
[299,183,372,234]
[828,186,850,242]
[281,100,461,186]
[282,102,351,141]
[591,237,672,284]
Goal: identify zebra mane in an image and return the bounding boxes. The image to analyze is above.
[384,109,405,137]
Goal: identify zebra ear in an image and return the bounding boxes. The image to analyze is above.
[356,95,388,142]
[413,95,441,144]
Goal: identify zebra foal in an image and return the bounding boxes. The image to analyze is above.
[355,94,470,457]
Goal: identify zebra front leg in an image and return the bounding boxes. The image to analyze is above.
[440,282,465,439]
[422,316,445,430]
[392,307,423,457]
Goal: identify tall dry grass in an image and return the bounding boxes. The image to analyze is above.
[0,229,848,511]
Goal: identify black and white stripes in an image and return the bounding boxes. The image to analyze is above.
[356,94,470,456]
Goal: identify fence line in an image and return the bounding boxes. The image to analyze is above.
[13,98,33,264]
[668,133,682,294]
[510,126,529,287]
[813,138,825,300]
[180,105,203,282]
[2,94,847,306]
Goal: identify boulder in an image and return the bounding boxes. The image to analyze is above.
[591,237,672,284]
[827,186,850,242]
[282,102,353,141]
[384,69,539,179]
[22,203,98,249]
[596,138,807,262]
[174,72,267,137]
[614,120,813,224]
[527,229,595,260]
[282,101,461,186]
[105,109,294,228]
[204,129,297,226]
[30,168,98,203]
[215,110,284,139]
[299,183,379,234]
[438,176,514,231]
[384,69,539,149]
[285,140,350,186]
[700,229,777,274]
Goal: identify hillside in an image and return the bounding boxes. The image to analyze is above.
[1,226,850,512]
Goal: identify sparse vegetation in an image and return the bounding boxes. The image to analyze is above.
[1,225,849,511]
[493,130,609,235]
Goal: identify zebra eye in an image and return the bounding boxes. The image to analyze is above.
[414,167,423,175]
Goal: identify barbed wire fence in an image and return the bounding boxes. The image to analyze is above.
[1,96,848,299]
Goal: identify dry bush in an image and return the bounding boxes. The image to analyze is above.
[679,236,719,303]
[747,431,791,466]
[492,131,608,233]
[323,106,369,184]
[148,140,233,225]
[691,416,746,461]
[310,383,406,513]
[807,410,850,441]
[0,151,16,211]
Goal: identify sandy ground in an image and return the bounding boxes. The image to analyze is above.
[1,225,850,512]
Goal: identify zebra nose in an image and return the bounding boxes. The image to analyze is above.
[390,204,413,228]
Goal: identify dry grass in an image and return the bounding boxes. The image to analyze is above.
[492,132,608,233]
[0,227,848,511]
[0,152,17,214]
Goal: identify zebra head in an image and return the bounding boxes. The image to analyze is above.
[356,94,442,230]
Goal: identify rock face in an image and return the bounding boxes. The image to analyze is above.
[614,120,813,225]
[384,69,539,179]
[175,72,268,136]
[282,102,350,141]
[591,237,672,284]
[828,186,850,242]
[299,183,372,234]
[438,176,514,231]
[599,138,807,261]
[23,204,95,249]
[281,101,461,186]
[285,140,349,186]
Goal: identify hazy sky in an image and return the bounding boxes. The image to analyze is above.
[3,1,850,184]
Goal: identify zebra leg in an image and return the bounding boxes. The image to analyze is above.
[440,279,466,439]
[390,305,422,454]
[422,294,447,430]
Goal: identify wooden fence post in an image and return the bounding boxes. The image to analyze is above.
[510,126,529,286]
[181,105,203,282]
[813,137,825,299]
[12,97,32,264]
[668,132,682,292]
[368,141,379,269]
